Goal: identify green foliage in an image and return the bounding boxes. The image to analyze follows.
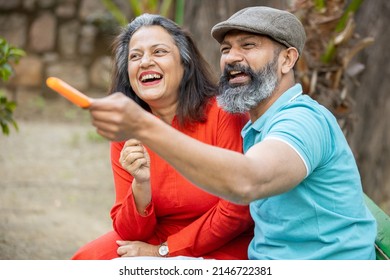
[101,0,128,26]
[321,0,364,63]
[102,0,185,26]
[0,37,25,136]
[0,94,18,135]
[174,0,184,26]
[313,0,326,12]
[334,0,364,33]
[0,37,25,82]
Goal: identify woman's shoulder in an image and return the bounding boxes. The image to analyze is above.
[207,97,249,122]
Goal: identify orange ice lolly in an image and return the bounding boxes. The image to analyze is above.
[46,77,92,108]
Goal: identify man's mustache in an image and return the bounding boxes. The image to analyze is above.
[221,64,254,79]
[220,65,257,91]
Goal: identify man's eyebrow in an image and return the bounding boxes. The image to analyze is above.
[240,34,258,39]
[221,34,259,45]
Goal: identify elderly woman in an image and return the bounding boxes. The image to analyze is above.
[72,14,253,260]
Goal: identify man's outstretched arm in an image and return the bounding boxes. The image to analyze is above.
[89,93,306,204]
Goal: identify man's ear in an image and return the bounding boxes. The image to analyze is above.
[280,47,299,74]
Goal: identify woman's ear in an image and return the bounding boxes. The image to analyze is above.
[280,47,299,74]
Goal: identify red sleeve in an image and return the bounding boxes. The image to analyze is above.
[167,104,253,257]
[110,141,157,241]
[167,199,253,257]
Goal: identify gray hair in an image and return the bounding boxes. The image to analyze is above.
[114,14,192,89]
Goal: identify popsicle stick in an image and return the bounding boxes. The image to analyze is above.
[46,77,92,108]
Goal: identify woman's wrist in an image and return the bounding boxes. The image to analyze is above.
[132,180,152,215]
[157,242,169,257]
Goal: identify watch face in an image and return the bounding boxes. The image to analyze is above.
[159,245,169,257]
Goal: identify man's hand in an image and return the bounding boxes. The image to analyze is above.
[89,92,145,141]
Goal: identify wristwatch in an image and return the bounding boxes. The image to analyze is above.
[158,243,169,257]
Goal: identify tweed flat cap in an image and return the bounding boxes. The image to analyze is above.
[211,6,306,55]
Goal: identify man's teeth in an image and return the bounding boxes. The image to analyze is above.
[229,70,242,76]
[141,74,161,82]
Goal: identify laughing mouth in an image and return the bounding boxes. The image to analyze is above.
[228,70,250,84]
[140,73,162,83]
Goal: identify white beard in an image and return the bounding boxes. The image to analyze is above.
[217,56,279,114]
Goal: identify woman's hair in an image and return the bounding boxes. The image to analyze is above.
[109,13,217,127]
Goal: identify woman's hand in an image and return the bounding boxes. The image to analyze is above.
[120,139,152,214]
[116,240,160,257]
[120,139,150,183]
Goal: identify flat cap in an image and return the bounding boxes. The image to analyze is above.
[211,6,306,55]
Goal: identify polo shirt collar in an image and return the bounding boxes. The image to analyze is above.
[242,83,303,137]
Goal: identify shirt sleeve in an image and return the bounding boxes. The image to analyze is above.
[167,108,253,257]
[110,141,157,241]
[264,105,331,176]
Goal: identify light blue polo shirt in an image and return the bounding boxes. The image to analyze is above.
[243,84,376,259]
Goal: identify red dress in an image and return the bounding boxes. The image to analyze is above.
[72,98,254,259]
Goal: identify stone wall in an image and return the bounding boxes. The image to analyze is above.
[0,0,127,102]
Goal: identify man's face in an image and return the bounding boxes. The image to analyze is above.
[217,31,281,113]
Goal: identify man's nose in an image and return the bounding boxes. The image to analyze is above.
[223,48,244,65]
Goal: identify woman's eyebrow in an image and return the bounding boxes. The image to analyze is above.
[129,43,171,52]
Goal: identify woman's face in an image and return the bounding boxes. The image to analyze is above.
[128,25,184,109]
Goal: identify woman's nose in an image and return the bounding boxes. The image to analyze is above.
[140,54,154,68]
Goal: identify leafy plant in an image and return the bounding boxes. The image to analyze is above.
[0,37,25,135]
[102,0,185,26]
[0,37,25,82]
[321,0,366,63]
[292,0,373,138]
[0,95,18,135]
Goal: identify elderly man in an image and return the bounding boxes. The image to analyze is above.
[89,6,376,259]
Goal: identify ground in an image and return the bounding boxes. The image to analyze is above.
[0,97,114,259]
